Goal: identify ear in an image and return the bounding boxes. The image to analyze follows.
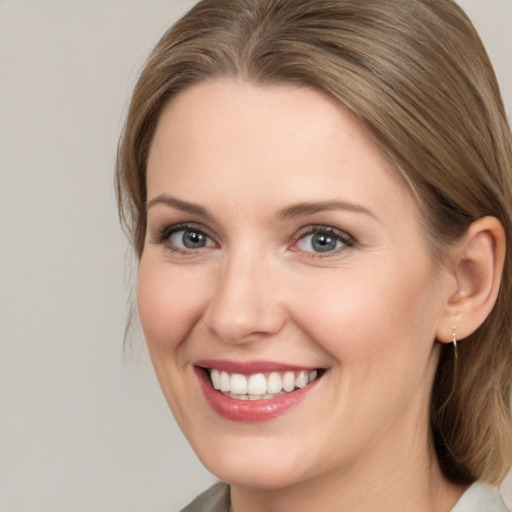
[436,216,506,344]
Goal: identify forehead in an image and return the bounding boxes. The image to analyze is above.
[146,79,412,217]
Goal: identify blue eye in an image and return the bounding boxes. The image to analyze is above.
[296,228,352,254]
[169,228,214,249]
[153,224,216,251]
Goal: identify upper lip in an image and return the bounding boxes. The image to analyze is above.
[195,359,321,375]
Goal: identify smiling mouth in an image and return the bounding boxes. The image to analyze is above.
[204,368,323,400]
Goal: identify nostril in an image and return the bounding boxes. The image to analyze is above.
[203,305,286,345]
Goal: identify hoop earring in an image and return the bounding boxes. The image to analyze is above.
[452,327,458,359]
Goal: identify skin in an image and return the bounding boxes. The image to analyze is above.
[138,79,470,512]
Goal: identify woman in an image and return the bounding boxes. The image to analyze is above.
[116,0,512,510]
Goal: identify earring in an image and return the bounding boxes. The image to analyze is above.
[452,327,458,359]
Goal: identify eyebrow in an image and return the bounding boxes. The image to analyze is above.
[147,194,378,222]
[147,194,210,216]
[275,200,378,222]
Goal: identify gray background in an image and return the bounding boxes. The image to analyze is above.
[0,1,511,510]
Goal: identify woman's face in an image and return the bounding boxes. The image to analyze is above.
[138,80,452,489]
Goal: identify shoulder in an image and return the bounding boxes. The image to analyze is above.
[178,481,508,512]
[180,482,230,512]
[450,482,509,512]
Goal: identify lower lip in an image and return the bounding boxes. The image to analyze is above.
[195,368,319,422]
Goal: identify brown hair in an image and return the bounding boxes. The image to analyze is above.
[116,0,512,484]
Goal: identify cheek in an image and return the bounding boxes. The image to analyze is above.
[287,262,442,440]
[136,256,213,427]
[136,256,210,350]
[289,257,440,364]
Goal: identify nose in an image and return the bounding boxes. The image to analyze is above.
[202,249,287,345]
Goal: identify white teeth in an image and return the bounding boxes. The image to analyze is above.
[230,374,247,395]
[266,372,283,394]
[220,371,230,392]
[208,368,320,398]
[248,373,267,395]
[282,371,295,392]
[211,369,221,390]
[295,371,309,389]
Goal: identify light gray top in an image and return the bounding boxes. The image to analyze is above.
[451,482,509,512]
[181,482,230,512]
[180,481,509,512]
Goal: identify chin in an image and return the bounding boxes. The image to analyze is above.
[204,455,306,490]
[190,433,315,490]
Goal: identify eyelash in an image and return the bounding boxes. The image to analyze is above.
[291,225,355,257]
[151,223,215,255]
[151,222,355,257]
